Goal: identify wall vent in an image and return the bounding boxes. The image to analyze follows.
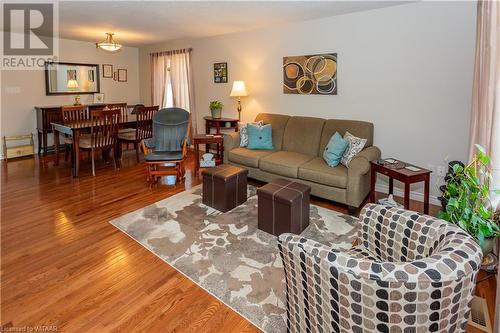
[468,296,492,333]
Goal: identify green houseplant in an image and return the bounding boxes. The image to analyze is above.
[209,100,223,119]
[439,144,500,254]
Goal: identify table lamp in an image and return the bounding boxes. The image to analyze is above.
[230,80,248,121]
[67,79,81,105]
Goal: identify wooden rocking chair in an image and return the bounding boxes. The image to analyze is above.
[141,107,191,184]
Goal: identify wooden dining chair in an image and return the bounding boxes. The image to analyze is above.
[118,105,159,163]
[61,105,89,161]
[106,103,128,123]
[77,108,120,176]
[130,104,145,114]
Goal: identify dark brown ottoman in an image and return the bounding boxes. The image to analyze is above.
[257,178,310,236]
[202,164,248,212]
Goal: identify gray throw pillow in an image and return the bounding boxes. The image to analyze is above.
[341,131,367,167]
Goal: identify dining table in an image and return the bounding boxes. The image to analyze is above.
[51,115,138,177]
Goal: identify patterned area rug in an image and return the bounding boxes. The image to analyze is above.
[111,185,358,332]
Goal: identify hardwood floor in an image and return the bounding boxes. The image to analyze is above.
[1,151,496,332]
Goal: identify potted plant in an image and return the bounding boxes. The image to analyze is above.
[439,144,500,254]
[209,100,223,119]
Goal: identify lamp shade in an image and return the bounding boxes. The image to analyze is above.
[67,79,79,89]
[230,81,248,97]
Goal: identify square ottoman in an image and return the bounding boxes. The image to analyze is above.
[202,164,248,212]
[257,178,310,236]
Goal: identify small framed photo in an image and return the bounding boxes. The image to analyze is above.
[117,69,127,82]
[87,69,95,82]
[213,62,227,83]
[102,64,113,78]
[93,93,104,104]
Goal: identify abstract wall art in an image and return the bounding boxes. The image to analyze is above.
[283,53,337,95]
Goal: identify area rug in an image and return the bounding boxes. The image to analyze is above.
[110,185,358,332]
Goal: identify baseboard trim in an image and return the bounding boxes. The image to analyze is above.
[375,183,441,206]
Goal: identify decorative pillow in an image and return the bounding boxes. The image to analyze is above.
[341,131,367,167]
[239,121,263,147]
[323,132,348,167]
[247,123,273,150]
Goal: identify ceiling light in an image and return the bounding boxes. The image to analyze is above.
[96,33,122,52]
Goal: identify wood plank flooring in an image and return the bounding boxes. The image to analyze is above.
[1,151,496,332]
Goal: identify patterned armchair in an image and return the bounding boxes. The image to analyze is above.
[278,204,483,333]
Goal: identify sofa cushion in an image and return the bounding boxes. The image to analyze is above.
[228,147,274,168]
[298,157,347,188]
[282,116,325,156]
[319,119,374,155]
[260,151,314,178]
[255,113,290,150]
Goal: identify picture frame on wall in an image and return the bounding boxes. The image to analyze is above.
[213,62,228,83]
[102,64,113,78]
[93,93,104,104]
[117,69,127,82]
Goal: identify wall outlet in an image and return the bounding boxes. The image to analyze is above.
[437,165,446,177]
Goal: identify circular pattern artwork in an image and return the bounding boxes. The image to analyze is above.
[283,53,337,95]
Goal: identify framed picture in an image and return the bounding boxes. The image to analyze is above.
[213,62,228,83]
[117,69,127,82]
[87,69,95,82]
[283,53,337,95]
[93,93,104,104]
[66,69,77,81]
[102,64,113,78]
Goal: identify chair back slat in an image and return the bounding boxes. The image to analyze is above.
[106,103,128,123]
[61,105,88,123]
[136,106,159,141]
[90,109,120,148]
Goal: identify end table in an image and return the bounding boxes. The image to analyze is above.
[193,134,224,175]
[370,159,432,214]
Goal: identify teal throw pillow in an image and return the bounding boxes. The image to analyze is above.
[247,123,273,150]
[323,132,348,167]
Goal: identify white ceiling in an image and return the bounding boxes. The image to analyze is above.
[57,1,410,47]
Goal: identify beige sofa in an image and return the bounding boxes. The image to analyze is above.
[223,113,381,211]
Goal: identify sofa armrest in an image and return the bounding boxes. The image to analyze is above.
[346,146,381,207]
[348,146,381,176]
[224,132,240,153]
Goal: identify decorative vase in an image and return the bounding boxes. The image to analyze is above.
[478,237,495,255]
[211,108,222,119]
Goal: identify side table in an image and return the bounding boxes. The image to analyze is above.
[193,134,224,175]
[204,116,238,153]
[370,159,432,214]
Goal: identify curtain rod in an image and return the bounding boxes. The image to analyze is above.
[150,48,192,56]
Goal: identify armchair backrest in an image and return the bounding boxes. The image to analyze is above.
[278,204,483,333]
[152,107,190,152]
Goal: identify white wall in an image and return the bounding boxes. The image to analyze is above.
[139,1,476,202]
[1,37,140,149]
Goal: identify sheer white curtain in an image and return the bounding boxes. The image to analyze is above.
[150,52,168,107]
[150,48,196,137]
[469,2,500,331]
[169,49,197,136]
[469,0,500,210]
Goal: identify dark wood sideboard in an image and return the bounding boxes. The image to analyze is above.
[34,103,121,155]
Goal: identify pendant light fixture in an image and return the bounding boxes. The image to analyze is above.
[96,33,122,52]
